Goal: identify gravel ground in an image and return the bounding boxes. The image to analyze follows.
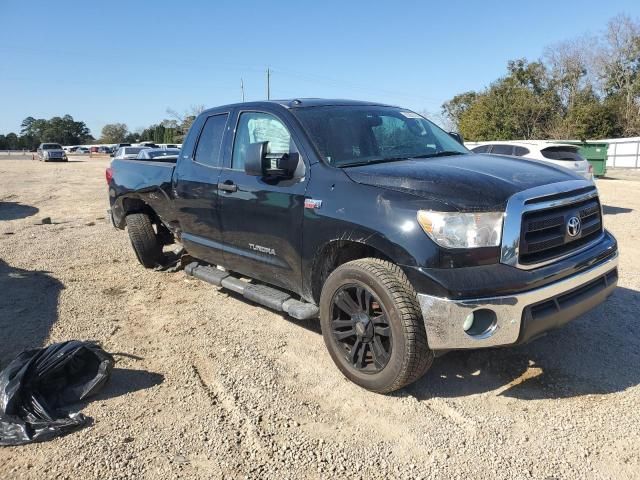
[0,156,639,480]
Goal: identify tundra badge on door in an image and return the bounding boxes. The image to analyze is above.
[249,243,276,256]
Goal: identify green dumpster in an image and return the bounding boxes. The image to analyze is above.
[563,141,608,177]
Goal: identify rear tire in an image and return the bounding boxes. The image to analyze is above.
[125,213,162,268]
[319,258,433,393]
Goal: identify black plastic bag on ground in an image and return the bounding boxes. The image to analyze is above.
[0,340,114,446]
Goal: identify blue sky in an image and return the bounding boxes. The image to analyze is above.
[1,0,638,136]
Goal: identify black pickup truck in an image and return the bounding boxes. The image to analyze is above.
[107,99,618,393]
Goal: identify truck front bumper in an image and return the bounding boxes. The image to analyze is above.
[417,252,618,350]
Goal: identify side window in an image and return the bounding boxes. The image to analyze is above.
[194,114,228,167]
[471,145,490,153]
[232,112,292,170]
[491,144,514,155]
[514,146,530,156]
[180,114,207,161]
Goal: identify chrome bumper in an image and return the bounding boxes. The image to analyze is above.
[417,252,619,350]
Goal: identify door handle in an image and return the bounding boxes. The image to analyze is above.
[217,181,237,192]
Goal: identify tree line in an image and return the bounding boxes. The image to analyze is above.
[0,115,93,150]
[441,14,640,141]
[98,106,205,145]
[0,105,205,150]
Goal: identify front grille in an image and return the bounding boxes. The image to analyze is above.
[519,196,603,265]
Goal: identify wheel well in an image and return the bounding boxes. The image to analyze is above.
[122,198,165,230]
[310,240,392,303]
[121,198,175,244]
[123,198,154,218]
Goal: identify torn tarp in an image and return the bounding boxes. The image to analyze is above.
[0,340,114,446]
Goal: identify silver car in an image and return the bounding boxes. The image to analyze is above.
[37,143,67,162]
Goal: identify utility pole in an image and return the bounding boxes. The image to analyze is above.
[266,67,271,100]
[240,78,245,102]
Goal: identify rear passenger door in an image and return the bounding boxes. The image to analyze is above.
[173,112,230,265]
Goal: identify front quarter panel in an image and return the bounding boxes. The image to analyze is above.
[302,162,448,300]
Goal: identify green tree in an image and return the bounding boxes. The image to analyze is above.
[124,131,141,143]
[100,123,129,143]
[449,60,559,141]
[153,125,165,144]
[441,15,640,141]
[560,88,621,140]
[441,91,478,131]
[163,127,175,143]
[594,14,640,135]
[139,125,157,142]
[5,133,19,150]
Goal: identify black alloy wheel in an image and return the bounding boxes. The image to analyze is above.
[330,284,392,373]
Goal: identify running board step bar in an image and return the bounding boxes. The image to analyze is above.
[184,262,319,320]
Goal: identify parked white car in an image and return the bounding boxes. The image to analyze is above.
[467,141,593,180]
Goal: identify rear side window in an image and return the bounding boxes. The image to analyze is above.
[541,147,583,161]
[194,114,229,167]
[490,144,514,155]
[471,145,490,153]
[514,146,530,156]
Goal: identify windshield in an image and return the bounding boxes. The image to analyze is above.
[43,144,62,150]
[292,105,468,167]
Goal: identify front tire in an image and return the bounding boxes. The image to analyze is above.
[125,213,162,268]
[319,258,433,393]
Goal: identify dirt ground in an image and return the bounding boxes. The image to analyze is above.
[0,155,639,480]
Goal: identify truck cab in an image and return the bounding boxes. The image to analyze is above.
[107,99,618,393]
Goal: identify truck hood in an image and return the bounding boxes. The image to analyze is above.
[342,154,580,211]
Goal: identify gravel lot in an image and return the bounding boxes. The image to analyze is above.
[0,155,639,479]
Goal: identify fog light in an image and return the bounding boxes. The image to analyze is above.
[462,309,497,338]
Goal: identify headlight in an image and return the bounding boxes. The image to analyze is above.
[417,210,503,248]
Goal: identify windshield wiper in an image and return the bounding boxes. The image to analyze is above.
[412,151,467,159]
[339,151,467,167]
[339,156,412,168]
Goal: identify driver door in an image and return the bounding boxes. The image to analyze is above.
[216,110,308,293]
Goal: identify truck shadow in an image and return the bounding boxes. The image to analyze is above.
[0,259,62,368]
[0,201,39,221]
[405,286,640,400]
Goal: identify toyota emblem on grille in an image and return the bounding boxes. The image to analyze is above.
[567,216,582,237]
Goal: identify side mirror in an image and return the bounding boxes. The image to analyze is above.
[244,141,300,179]
[449,132,464,144]
[244,141,268,176]
[265,151,299,178]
